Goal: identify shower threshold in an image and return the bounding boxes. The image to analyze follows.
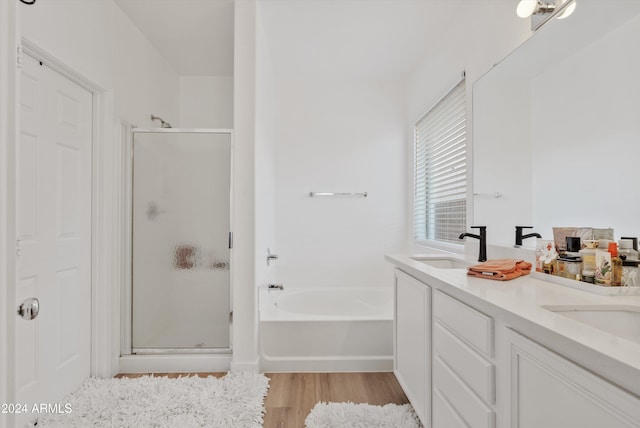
[131,347,232,355]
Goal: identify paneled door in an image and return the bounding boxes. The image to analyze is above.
[15,53,93,426]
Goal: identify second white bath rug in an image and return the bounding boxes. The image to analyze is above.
[305,401,421,428]
[35,372,270,428]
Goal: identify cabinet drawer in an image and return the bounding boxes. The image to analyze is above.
[433,355,495,428]
[433,389,469,428]
[434,320,495,404]
[433,290,493,357]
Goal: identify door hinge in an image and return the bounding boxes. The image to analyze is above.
[16,44,23,69]
[16,237,22,257]
[228,232,233,249]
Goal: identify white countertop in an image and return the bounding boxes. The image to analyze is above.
[386,253,640,397]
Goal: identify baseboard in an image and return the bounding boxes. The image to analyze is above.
[230,357,260,373]
[260,355,393,373]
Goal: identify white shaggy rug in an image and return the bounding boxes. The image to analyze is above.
[305,402,421,428]
[36,372,270,428]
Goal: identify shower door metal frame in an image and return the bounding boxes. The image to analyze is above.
[122,128,233,356]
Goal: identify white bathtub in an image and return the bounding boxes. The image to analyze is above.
[259,287,394,372]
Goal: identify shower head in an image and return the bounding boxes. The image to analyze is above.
[150,114,172,128]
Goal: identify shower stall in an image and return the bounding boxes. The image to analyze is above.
[122,128,232,361]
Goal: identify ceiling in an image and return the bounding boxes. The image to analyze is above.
[114,0,464,79]
[114,0,234,76]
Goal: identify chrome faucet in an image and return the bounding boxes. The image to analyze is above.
[459,226,487,262]
[268,283,284,290]
[515,226,542,246]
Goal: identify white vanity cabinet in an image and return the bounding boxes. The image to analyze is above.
[391,261,640,428]
[504,329,640,428]
[394,269,431,426]
[432,290,496,428]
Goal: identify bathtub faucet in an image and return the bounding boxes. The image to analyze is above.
[268,283,284,290]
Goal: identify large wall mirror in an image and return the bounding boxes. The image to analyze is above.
[473,1,640,246]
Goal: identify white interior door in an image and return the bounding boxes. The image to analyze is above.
[15,53,92,426]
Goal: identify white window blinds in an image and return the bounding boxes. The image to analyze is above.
[414,79,466,244]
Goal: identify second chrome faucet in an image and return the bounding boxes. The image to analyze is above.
[459,226,487,262]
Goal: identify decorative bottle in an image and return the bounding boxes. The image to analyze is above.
[579,240,598,283]
[608,242,623,286]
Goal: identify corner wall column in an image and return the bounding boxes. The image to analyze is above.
[231,0,259,372]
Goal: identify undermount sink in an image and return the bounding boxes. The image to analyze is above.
[410,257,470,270]
[543,305,640,345]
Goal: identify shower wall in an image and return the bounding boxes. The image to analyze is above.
[132,131,231,351]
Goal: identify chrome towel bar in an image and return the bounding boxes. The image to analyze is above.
[309,192,368,198]
[473,192,503,198]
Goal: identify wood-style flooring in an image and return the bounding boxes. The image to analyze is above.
[116,372,409,428]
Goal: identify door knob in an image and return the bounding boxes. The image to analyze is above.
[17,297,39,320]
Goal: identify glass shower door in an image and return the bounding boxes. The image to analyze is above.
[132,130,231,352]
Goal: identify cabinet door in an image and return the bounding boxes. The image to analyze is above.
[506,329,640,428]
[394,270,431,426]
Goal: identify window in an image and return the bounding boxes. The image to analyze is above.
[414,79,466,244]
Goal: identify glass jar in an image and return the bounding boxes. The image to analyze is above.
[622,260,640,286]
[557,258,581,281]
[619,239,639,261]
[565,259,582,281]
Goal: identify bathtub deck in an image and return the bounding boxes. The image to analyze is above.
[116,372,409,427]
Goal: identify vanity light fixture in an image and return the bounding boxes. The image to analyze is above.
[517,0,577,30]
[516,0,576,19]
[556,0,577,19]
[516,0,556,18]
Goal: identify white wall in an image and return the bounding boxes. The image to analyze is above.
[405,1,530,254]
[268,2,531,285]
[255,5,277,290]
[179,76,234,128]
[19,0,180,127]
[274,77,407,288]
